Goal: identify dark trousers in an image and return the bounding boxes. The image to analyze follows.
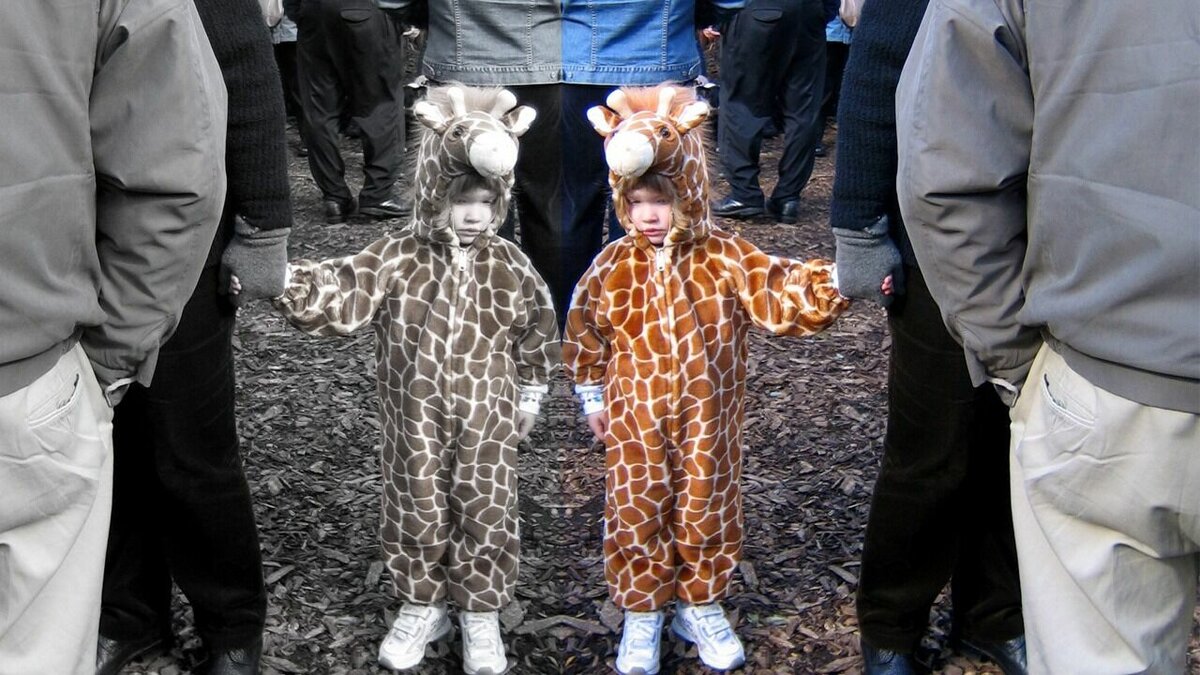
[718,0,826,204]
[856,266,1023,651]
[273,40,303,121]
[820,40,850,121]
[101,267,266,650]
[501,84,621,323]
[296,0,404,205]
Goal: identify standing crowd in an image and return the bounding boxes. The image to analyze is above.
[0,1,1195,675]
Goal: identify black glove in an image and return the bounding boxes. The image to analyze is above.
[833,215,905,307]
[220,216,290,306]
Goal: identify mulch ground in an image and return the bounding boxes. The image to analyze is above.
[128,109,1200,675]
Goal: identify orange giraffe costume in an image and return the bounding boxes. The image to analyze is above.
[564,86,850,611]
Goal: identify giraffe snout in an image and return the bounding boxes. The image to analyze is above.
[468,131,519,178]
[605,133,654,178]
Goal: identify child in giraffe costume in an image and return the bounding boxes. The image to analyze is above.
[564,86,850,674]
[272,86,560,675]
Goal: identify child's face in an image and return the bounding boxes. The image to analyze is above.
[450,187,497,246]
[627,187,672,246]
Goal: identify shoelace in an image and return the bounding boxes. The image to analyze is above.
[624,614,662,648]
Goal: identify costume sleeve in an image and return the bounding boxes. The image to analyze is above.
[512,258,562,414]
[273,235,403,336]
[563,245,617,389]
[82,0,228,397]
[896,0,1038,399]
[722,237,850,337]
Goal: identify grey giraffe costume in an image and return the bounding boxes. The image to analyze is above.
[275,86,560,611]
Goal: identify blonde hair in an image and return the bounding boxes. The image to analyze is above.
[616,172,690,234]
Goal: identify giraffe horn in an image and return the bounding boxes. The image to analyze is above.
[656,87,676,117]
[490,89,518,117]
[448,87,467,117]
[606,89,634,118]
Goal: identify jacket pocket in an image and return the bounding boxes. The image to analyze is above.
[750,8,784,22]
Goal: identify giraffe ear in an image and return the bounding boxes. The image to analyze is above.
[672,101,710,134]
[587,105,622,137]
[504,105,537,137]
[414,100,450,134]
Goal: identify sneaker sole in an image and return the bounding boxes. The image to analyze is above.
[670,618,745,671]
[377,620,452,671]
[464,664,508,675]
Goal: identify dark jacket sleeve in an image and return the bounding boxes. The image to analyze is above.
[828,0,928,249]
[193,0,293,241]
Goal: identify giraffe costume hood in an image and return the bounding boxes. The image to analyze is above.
[275,85,559,612]
[566,85,850,611]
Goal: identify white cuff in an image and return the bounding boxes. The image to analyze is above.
[575,383,605,416]
[518,383,548,415]
[103,377,135,407]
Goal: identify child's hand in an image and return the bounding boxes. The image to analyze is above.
[516,411,537,440]
[881,274,894,296]
[586,411,609,442]
[229,274,242,296]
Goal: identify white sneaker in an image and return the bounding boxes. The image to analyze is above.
[377,603,452,671]
[615,610,664,675]
[460,611,508,675]
[671,602,745,670]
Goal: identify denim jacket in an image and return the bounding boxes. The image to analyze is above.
[415,0,743,87]
[562,0,744,85]
[420,0,562,85]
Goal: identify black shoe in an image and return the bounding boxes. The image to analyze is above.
[96,633,170,675]
[814,141,827,158]
[199,638,263,675]
[358,198,407,220]
[766,197,800,224]
[711,196,764,219]
[959,636,1027,675]
[862,642,920,675]
[323,197,355,224]
[295,139,308,158]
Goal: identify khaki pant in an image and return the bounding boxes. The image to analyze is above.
[0,344,114,675]
[1010,345,1199,674]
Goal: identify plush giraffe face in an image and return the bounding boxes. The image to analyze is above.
[414,87,536,180]
[588,87,709,180]
[410,86,536,243]
[587,86,713,245]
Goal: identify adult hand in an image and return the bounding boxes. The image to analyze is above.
[220,216,290,306]
[516,411,537,440]
[586,411,609,442]
[833,215,905,307]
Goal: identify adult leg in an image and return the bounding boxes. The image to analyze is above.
[717,0,789,206]
[559,85,612,318]
[856,266,1005,652]
[948,384,1023,644]
[1010,345,1199,675]
[297,0,352,203]
[0,345,113,675]
[122,268,266,650]
[333,0,405,206]
[100,385,174,643]
[770,0,827,204]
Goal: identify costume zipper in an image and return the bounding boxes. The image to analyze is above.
[445,246,473,434]
[655,247,681,437]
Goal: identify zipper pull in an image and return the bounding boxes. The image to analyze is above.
[655,247,668,273]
